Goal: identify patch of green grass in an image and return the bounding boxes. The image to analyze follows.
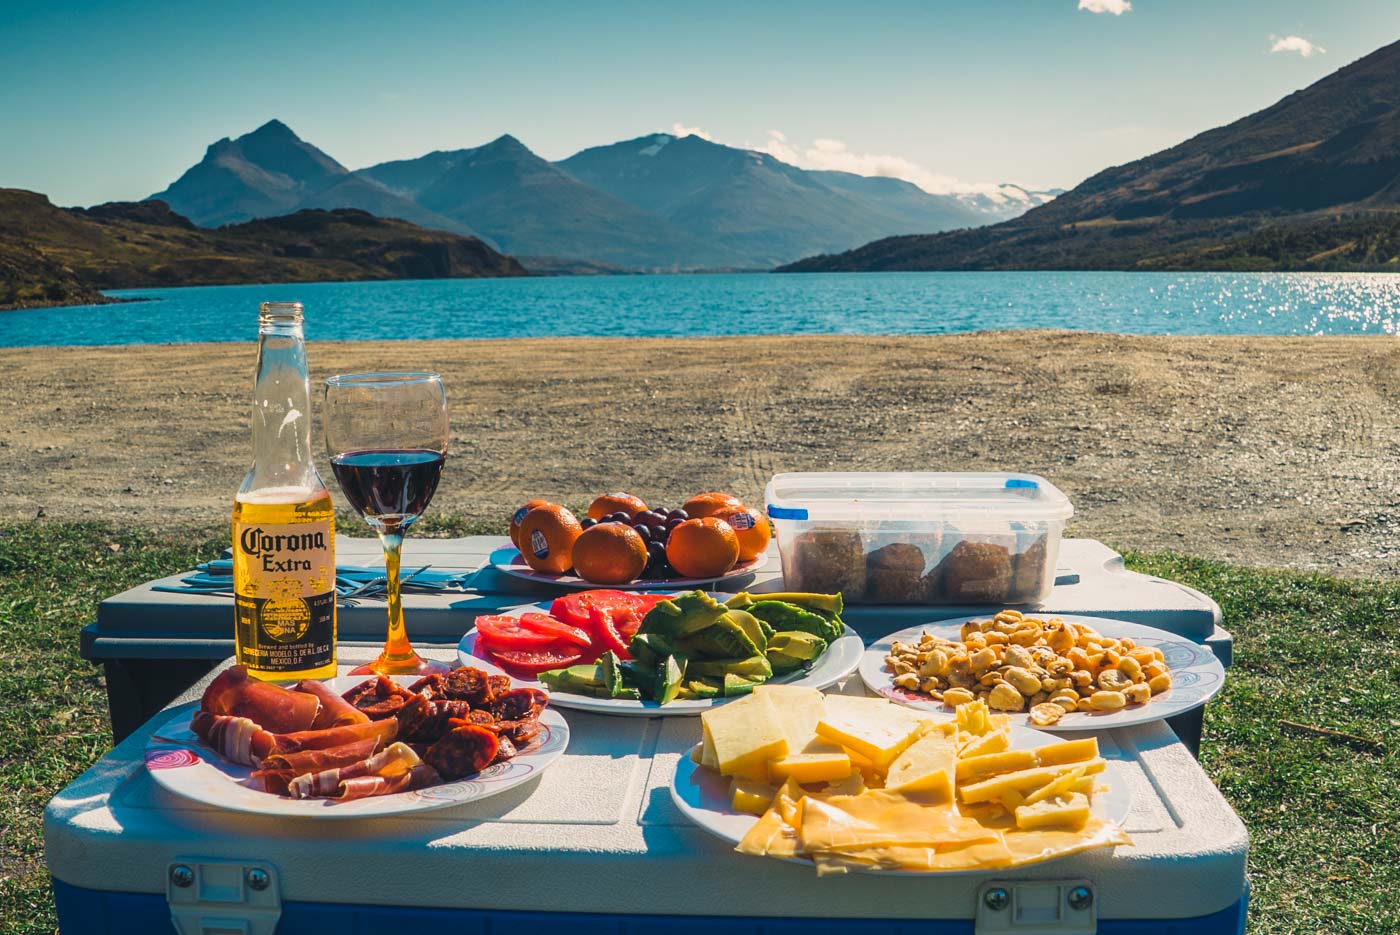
[0,523,1395,934]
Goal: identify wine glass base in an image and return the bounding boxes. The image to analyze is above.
[349,655,453,677]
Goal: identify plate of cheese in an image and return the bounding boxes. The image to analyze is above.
[670,685,1131,875]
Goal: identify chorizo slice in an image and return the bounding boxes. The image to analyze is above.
[424,724,500,780]
[489,688,548,722]
[442,667,492,706]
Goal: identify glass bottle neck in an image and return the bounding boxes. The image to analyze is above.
[242,315,322,495]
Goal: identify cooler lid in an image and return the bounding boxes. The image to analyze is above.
[765,472,1074,523]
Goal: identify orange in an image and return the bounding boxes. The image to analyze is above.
[712,504,772,563]
[509,498,555,550]
[587,492,649,521]
[517,504,583,574]
[572,523,649,584]
[681,491,743,518]
[666,517,740,578]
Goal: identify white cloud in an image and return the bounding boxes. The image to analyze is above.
[670,122,713,141]
[754,131,1013,197]
[1270,35,1324,57]
[1078,0,1132,14]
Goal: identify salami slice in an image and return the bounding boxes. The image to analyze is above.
[425,724,500,780]
[442,667,494,706]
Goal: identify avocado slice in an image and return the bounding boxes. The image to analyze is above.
[598,651,625,698]
[655,654,688,705]
[766,630,828,675]
[618,659,657,697]
[639,590,729,638]
[723,672,764,697]
[725,610,769,654]
[746,591,845,618]
[628,632,673,669]
[747,601,842,642]
[684,676,723,699]
[674,614,761,660]
[687,654,774,680]
[538,663,610,697]
[725,592,756,610]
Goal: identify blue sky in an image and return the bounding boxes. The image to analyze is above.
[3,0,1397,206]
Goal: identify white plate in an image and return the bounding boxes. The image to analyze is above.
[489,545,763,591]
[144,672,569,819]
[458,596,865,717]
[859,614,1226,731]
[670,722,1132,875]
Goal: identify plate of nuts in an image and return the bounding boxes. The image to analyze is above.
[860,610,1226,731]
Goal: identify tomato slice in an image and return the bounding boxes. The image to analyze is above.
[516,612,591,648]
[475,615,564,650]
[487,641,587,676]
[588,604,632,660]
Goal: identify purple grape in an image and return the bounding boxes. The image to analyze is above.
[650,524,669,541]
[580,517,597,530]
[632,524,651,539]
[665,517,685,531]
[668,509,688,521]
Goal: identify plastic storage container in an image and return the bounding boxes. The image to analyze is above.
[765,472,1074,606]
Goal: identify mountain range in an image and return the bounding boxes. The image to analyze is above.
[150,122,1056,271]
[782,38,1400,272]
[0,190,524,309]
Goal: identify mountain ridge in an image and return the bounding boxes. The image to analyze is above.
[782,39,1400,272]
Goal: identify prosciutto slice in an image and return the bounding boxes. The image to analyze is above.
[201,665,321,734]
[334,763,440,801]
[270,717,398,755]
[257,738,380,774]
[288,742,422,799]
[191,711,276,766]
[297,679,370,729]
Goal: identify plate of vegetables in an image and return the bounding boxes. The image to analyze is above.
[458,589,863,716]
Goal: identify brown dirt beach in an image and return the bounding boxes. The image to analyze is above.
[9,332,1400,577]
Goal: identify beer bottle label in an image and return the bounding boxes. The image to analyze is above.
[232,519,335,672]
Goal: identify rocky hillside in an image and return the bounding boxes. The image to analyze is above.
[0,189,527,310]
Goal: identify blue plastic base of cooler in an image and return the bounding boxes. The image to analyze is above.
[53,879,1247,934]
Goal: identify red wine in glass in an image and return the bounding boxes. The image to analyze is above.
[330,449,445,523]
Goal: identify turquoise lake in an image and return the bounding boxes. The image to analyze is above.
[3,271,1399,346]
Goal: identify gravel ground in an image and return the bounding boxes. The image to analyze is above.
[8,332,1400,576]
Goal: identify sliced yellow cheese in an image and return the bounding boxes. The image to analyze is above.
[1022,765,1088,807]
[774,777,807,826]
[700,693,789,776]
[958,728,1010,758]
[754,683,825,747]
[698,721,718,769]
[800,790,999,851]
[1032,737,1100,767]
[958,758,1106,804]
[770,738,852,784]
[1014,792,1091,831]
[816,696,932,769]
[956,749,1040,784]
[884,731,958,802]
[730,777,778,816]
[735,806,803,858]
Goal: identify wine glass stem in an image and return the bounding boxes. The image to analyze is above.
[377,526,420,665]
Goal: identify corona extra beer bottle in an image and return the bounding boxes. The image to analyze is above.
[231,301,337,680]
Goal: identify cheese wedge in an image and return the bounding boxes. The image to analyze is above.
[774,777,807,826]
[1014,792,1091,831]
[1022,765,1088,807]
[884,731,958,801]
[843,746,881,783]
[701,693,789,776]
[755,684,825,746]
[698,721,718,769]
[820,771,867,796]
[956,749,1040,784]
[730,777,778,816]
[816,696,932,769]
[770,738,852,784]
[959,758,1106,804]
[1032,737,1100,767]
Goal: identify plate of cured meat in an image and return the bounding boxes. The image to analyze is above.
[143,663,569,818]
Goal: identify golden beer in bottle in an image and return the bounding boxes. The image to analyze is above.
[231,301,337,680]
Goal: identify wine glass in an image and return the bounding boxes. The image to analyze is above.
[323,372,452,676]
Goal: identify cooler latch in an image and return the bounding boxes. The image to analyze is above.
[166,859,282,935]
[975,879,1096,934]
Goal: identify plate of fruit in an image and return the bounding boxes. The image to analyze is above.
[459,589,864,716]
[495,491,769,589]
